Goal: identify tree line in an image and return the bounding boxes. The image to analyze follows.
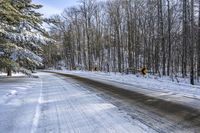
[47,0,200,85]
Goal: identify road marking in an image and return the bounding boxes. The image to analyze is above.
[30,79,43,133]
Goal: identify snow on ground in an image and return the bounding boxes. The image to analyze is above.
[0,72,25,77]
[0,76,42,133]
[50,70,200,110]
[0,72,157,133]
[37,72,157,133]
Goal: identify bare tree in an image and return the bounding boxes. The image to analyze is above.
[48,0,200,84]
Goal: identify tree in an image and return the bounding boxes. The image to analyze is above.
[190,0,195,85]
[50,0,200,85]
[167,0,171,76]
[79,0,97,71]
[198,0,200,77]
[182,0,188,78]
[158,0,166,76]
[0,0,53,76]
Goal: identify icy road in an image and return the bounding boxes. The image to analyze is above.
[0,72,200,133]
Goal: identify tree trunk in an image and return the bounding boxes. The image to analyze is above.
[190,0,194,85]
[198,0,200,77]
[167,0,171,76]
[7,67,12,76]
[158,0,166,76]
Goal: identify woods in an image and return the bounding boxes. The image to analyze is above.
[45,0,200,85]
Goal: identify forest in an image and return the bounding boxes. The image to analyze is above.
[1,0,200,85]
[46,0,200,85]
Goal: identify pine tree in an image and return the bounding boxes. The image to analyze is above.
[0,0,53,76]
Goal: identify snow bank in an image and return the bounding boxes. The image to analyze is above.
[0,72,25,77]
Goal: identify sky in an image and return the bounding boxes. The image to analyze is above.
[32,0,79,17]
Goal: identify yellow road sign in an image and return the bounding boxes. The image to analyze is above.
[141,68,147,75]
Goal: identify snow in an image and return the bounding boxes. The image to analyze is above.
[50,70,200,110]
[9,90,18,95]
[10,48,43,63]
[0,72,25,77]
[0,51,4,55]
[0,23,53,46]
[37,72,157,133]
[30,79,43,133]
[0,76,42,133]
[0,72,157,133]
[0,21,54,69]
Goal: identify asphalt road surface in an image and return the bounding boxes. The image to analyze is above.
[0,72,200,133]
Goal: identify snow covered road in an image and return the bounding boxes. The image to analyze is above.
[0,76,42,133]
[0,72,157,133]
[37,72,156,133]
[49,71,200,133]
[1,72,200,133]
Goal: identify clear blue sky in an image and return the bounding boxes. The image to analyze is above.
[32,0,79,17]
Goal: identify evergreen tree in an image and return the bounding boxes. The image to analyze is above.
[0,0,53,76]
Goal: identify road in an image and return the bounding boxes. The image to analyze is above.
[0,72,200,133]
